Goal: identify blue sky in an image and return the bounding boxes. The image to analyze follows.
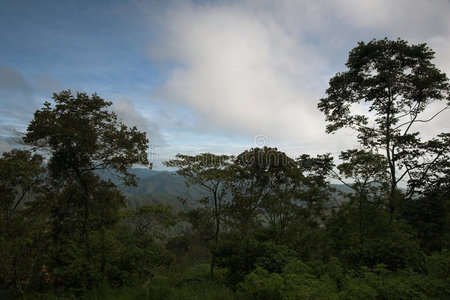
[1,0,449,169]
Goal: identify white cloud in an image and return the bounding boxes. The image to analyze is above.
[113,99,166,147]
[333,0,450,38]
[0,139,13,154]
[144,0,450,156]
[150,2,345,152]
[331,0,450,78]
[331,0,450,140]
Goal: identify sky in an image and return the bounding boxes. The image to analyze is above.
[1,0,449,169]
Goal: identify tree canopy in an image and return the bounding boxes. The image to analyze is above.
[24,90,150,186]
[318,38,450,213]
[1,39,449,299]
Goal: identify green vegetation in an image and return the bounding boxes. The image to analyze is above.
[1,38,449,299]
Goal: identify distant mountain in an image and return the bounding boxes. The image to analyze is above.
[112,169,204,210]
[113,168,353,211]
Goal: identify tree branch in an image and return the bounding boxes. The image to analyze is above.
[394,105,449,132]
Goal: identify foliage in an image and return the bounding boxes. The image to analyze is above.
[6,90,153,296]
[401,187,450,252]
[326,201,422,271]
[24,90,149,186]
[0,150,46,296]
[0,149,44,220]
[165,153,233,277]
[318,38,450,214]
[122,204,176,241]
[224,147,298,236]
[2,39,450,298]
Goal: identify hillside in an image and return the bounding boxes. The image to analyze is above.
[117,168,351,210]
[116,169,203,210]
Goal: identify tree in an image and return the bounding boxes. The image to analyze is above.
[213,148,299,280]
[401,186,450,253]
[164,153,232,277]
[0,149,44,221]
[332,149,390,247]
[22,90,150,291]
[262,153,334,245]
[24,90,150,242]
[122,204,175,241]
[409,132,450,194]
[295,153,335,216]
[224,148,331,242]
[24,90,149,184]
[318,38,450,215]
[225,147,297,238]
[0,150,46,296]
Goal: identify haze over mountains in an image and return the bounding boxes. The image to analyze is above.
[110,168,352,211]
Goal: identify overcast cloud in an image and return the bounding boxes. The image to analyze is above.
[0,0,449,164]
[146,0,450,156]
[113,99,166,147]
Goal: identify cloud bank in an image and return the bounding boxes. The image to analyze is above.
[147,0,450,155]
[113,99,166,147]
[1,0,449,161]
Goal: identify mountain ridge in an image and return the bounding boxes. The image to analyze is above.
[112,168,352,210]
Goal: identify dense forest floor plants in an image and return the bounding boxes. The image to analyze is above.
[1,38,449,298]
[23,252,450,299]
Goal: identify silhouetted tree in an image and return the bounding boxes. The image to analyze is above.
[318,38,450,215]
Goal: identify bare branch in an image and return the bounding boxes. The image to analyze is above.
[394,105,449,132]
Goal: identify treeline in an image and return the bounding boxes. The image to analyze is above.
[0,38,449,299]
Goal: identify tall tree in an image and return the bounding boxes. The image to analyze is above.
[22,91,150,291]
[318,38,450,215]
[0,149,44,221]
[334,149,390,248]
[0,150,46,296]
[262,153,334,244]
[23,90,150,243]
[122,204,175,241]
[164,153,232,277]
[225,147,297,238]
[224,147,331,245]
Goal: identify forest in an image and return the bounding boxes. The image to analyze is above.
[1,38,449,299]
